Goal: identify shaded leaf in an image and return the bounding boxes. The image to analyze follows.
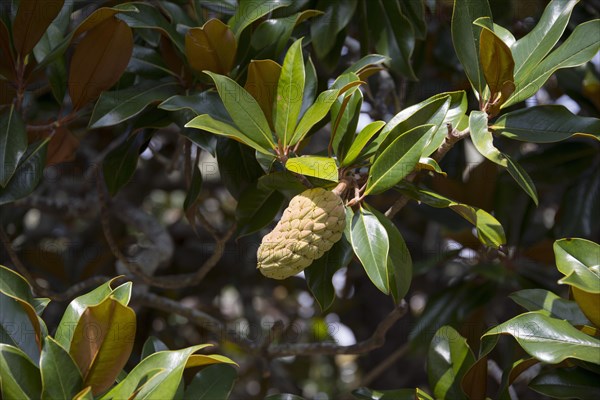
[427,326,475,400]
[0,344,42,400]
[305,237,352,311]
[529,367,600,399]
[235,184,284,238]
[184,364,237,400]
[311,0,357,58]
[0,142,47,206]
[13,0,64,56]
[141,336,169,360]
[102,131,152,196]
[491,105,600,143]
[0,105,27,187]
[229,0,292,37]
[509,289,590,326]
[68,17,133,110]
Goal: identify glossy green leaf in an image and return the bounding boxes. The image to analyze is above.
[69,296,136,395]
[554,238,600,293]
[342,54,389,77]
[451,0,492,96]
[331,89,363,160]
[118,2,183,53]
[128,46,179,78]
[55,278,121,349]
[510,289,590,326]
[99,344,213,400]
[341,121,385,167]
[290,89,341,146]
[285,156,338,182]
[529,367,600,399]
[479,26,515,101]
[427,326,475,400]
[257,171,306,196]
[473,17,516,47]
[503,20,600,108]
[204,71,276,151]
[491,105,600,143]
[305,237,352,311]
[229,0,292,37]
[0,344,42,400]
[368,206,412,303]
[40,337,83,400]
[184,364,237,400]
[377,0,417,80]
[183,165,203,212]
[215,138,264,199]
[103,131,151,196]
[470,111,538,204]
[0,293,42,363]
[185,114,273,155]
[396,182,506,248]
[0,142,47,206]
[275,39,305,146]
[89,82,179,128]
[235,184,284,238]
[481,312,600,364]
[366,125,435,195]
[160,91,229,121]
[0,105,28,187]
[349,207,390,294]
[417,158,445,175]
[512,0,579,83]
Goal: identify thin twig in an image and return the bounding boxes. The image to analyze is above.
[359,343,409,387]
[267,300,408,357]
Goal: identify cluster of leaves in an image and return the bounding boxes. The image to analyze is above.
[280,238,600,400]
[0,265,237,399]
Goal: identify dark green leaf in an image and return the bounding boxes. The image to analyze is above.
[229,0,292,37]
[505,154,539,205]
[141,336,169,360]
[0,105,28,187]
[529,367,600,399]
[103,131,151,196]
[509,289,591,326]
[427,326,475,400]
[491,105,600,143]
[310,0,357,58]
[160,91,229,121]
[236,184,284,238]
[118,3,184,53]
[0,344,42,400]
[40,337,83,400]
[0,142,47,206]
[349,207,390,294]
[183,165,203,212]
[89,82,179,128]
[451,0,492,95]
[378,0,417,80]
[305,237,352,311]
[215,138,264,199]
[184,364,237,400]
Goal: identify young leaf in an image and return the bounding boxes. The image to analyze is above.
[204,71,276,151]
[289,89,340,146]
[349,207,390,294]
[185,114,274,155]
[491,105,600,143]
[0,105,27,187]
[451,0,492,96]
[366,125,435,195]
[479,26,515,103]
[427,326,475,400]
[341,121,386,167]
[285,156,338,182]
[275,38,305,146]
[69,297,136,395]
[40,337,83,400]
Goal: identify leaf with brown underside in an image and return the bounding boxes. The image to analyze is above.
[185,18,237,75]
[68,17,133,110]
[245,60,282,129]
[13,0,64,56]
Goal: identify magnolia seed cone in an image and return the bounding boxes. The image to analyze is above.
[257,187,346,279]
